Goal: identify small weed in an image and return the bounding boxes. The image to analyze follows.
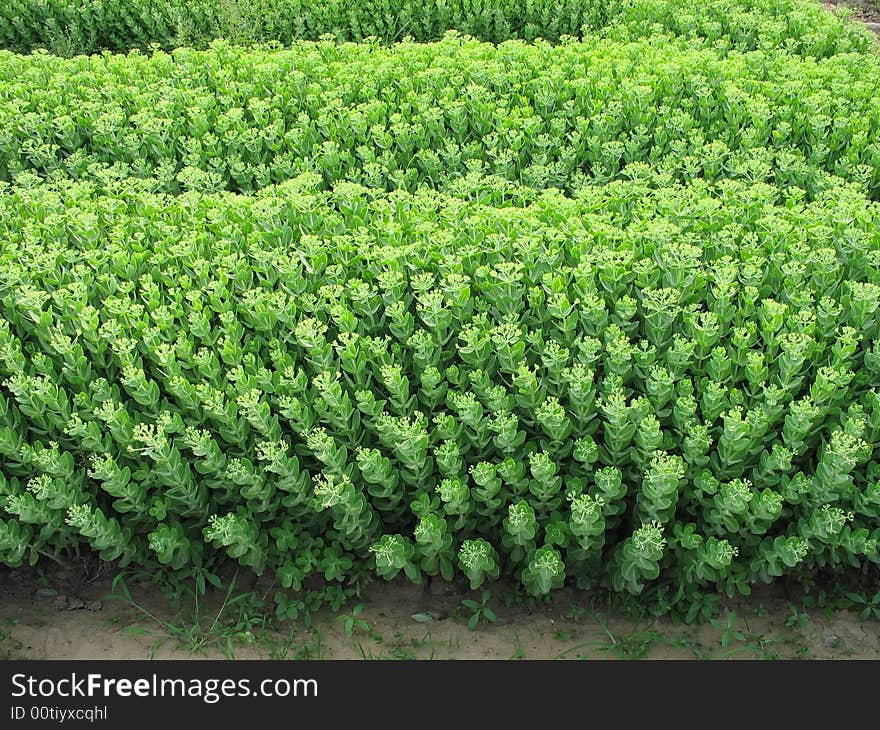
[682,592,721,623]
[660,627,708,658]
[458,590,499,630]
[338,603,370,639]
[845,590,880,620]
[294,626,328,660]
[784,603,810,632]
[510,631,525,659]
[710,611,781,660]
[107,572,267,659]
[444,634,461,654]
[260,626,299,660]
[0,620,24,659]
[388,634,417,660]
[294,626,327,659]
[337,603,383,657]
[556,615,661,659]
[386,631,438,660]
[597,623,662,659]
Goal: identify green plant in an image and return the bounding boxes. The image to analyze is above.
[337,602,383,657]
[0,0,872,56]
[710,611,782,659]
[338,603,371,638]
[258,625,299,660]
[387,631,440,660]
[107,572,264,658]
[555,615,663,659]
[293,626,328,660]
[660,627,708,658]
[0,33,879,200]
[2,1,880,625]
[845,590,880,620]
[0,619,23,659]
[509,631,525,659]
[595,618,663,659]
[3,168,880,615]
[784,603,810,631]
[459,590,499,631]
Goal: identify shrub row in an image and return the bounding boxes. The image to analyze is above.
[1,172,879,615]
[0,0,872,57]
[1,36,879,200]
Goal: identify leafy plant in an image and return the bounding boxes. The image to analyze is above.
[1,2,880,623]
[845,590,880,620]
[784,603,810,631]
[106,572,265,658]
[0,619,23,659]
[337,603,383,657]
[509,631,525,659]
[337,603,371,639]
[710,611,782,660]
[459,590,499,631]
[555,615,663,659]
[0,0,871,56]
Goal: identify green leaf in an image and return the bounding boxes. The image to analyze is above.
[411,612,436,623]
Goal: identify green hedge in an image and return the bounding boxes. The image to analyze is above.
[2,0,880,620]
[0,0,872,56]
[1,37,879,200]
[1,171,879,616]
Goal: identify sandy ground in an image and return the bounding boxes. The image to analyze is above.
[1,566,878,660]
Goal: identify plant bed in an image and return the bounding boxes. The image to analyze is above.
[1,0,880,630]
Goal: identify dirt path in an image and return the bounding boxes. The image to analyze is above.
[1,567,878,660]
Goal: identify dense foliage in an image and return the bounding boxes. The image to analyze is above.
[1,169,879,615]
[0,36,879,200]
[0,2,879,618]
[0,0,873,56]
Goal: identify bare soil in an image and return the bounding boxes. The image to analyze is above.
[1,567,877,660]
